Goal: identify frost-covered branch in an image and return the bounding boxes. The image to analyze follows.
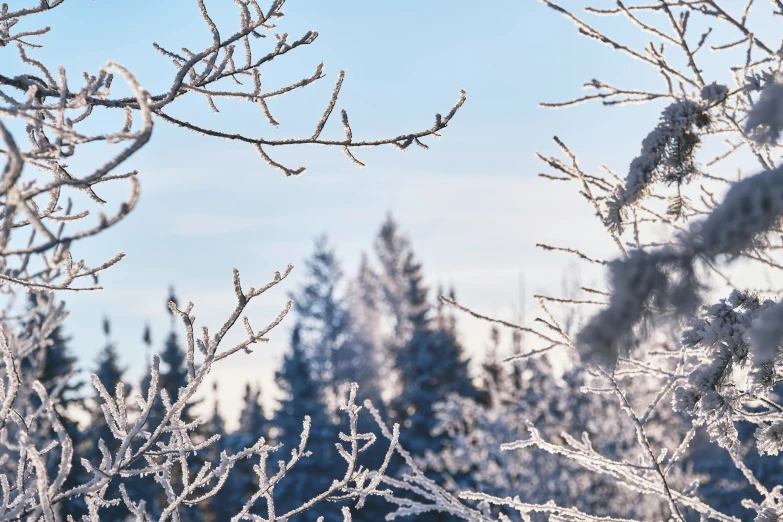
[0,0,464,292]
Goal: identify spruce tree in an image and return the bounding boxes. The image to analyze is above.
[480,325,504,405]
[392,316,477,456]
[290,236,386,420]
[207,383,269,518]
[237,383,266,443]
[351,253,382,351]
[274,323,331,453]
[273,324,340,521]
[93,318,128,404]
[373,219,478,456]
[142,288,198,434]
[23,293,86,520]
[25,293,83,414]
[374,214,416,342]
[83,317,130,521]
[200,387,227,522]
[289,236,352,388]
[347,254,388,403]
[200,383,250,521]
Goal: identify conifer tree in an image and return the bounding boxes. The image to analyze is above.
[93,318,128,409]
[25,293,82,414]
[22,293,86,520]
[273,324,340,521]
[391,310,477,456]
[373,218,478,455]
[351,253,383,352]
[90,318,130,437]
[349,254,386,391]
[480,325,504,404]
[274,323,332,456]
[142,288,198,433]
[82,317,129,521]
[290,236,386,419]
[289,236,352,390]
[238,383,267,443]
[206,383,271,518]
[374,215,418,342]
[200,386,228,522]
[200,383,250,521]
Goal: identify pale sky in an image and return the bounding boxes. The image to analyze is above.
[24,0,772,424]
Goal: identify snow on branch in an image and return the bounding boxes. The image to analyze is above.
[0,1,471,520]
[0,0,465,292]
[0,268,405,521]
[432,3,783,522]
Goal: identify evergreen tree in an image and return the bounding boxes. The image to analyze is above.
[140,330,193,437]
[93,318,128,404]
[347,253,387,403]
[480,325,504,403]
[273,324,340,521]
[205,383,270,518]
[200,386,228,522]
[158,330,193,418]
[82,317,130,521]
[141,288,198,434]
[274,323,331,453]
[25,293,83,413]
[374,214,418,342]
[38,327,82,409]
[23,293,86,520]
[199,383,253,521]
[351,253,383,353]
[373,217,479,456]
[238,383,266,442]
[392,315,477,456]
[290,236,385,416]
[289,236,352,389]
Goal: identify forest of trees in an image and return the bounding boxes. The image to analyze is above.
[37,216,498,520]
[38,214,783,521]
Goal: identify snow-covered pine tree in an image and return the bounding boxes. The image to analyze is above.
[275,323,325,431]
[375,221,477,456]
[478,325,503,406]
[200,382,263,520]
[289,237,351,393]
[24,293,83,417]
[232,383,268,511]
[273,324,341,521]
[291,236,384,411]
[142,288,200,432]
[426,347,681,520]
[375,216,428,341]
[89,317,130,450]
[156,331,197,425]
[200,385,230,522]
[22,293,86,520]
[350,253,383,360]
[80,317,130,521]
[238,383,267,443]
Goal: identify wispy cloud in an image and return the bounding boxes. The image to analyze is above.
[172,212,259,236]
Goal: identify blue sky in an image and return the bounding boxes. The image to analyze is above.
[21,0,724,421]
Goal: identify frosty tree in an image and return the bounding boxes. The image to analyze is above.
[363,1,783,521]
[0,0,464,520]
